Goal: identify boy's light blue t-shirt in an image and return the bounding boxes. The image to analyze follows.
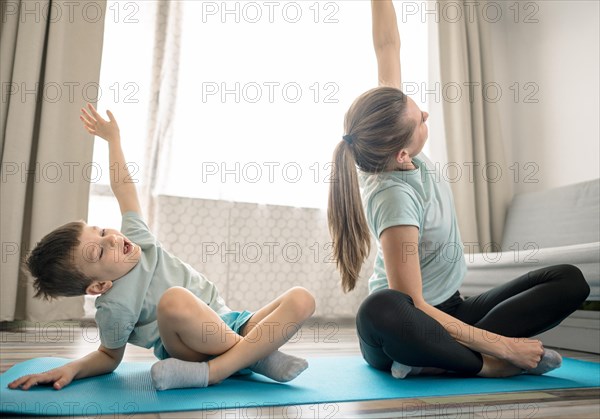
[94,212,231,358]
[359,153,466,306]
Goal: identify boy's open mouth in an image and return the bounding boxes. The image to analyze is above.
[123,239,133,255]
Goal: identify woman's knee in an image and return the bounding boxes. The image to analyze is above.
[561,264,590,303]
[550,264,590,304]
[356,289,414,334]
[356,290,423,368]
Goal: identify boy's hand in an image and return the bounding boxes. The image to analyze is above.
[80,103,120,142]
[8,365,77,391]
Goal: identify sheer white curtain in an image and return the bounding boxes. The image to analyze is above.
[142,0,183,226]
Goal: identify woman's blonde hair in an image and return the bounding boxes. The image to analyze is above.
[328,87,416,292]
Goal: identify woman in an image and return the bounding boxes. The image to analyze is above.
[328,0,589,378]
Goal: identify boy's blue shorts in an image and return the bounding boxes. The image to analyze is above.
[155,310,255,360]
[220,310,255,335]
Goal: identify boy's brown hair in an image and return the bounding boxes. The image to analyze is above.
[26,221,94,299]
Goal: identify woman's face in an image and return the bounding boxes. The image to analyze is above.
[405,96,429,157]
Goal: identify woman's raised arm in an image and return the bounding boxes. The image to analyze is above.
[372,0,401,88]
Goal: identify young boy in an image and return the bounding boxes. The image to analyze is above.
[8,104,316,391]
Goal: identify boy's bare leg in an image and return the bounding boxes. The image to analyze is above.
[212,286,316,384]
[155,286,243,362]
[208,286,315,383]
[150,286,244,389]
[151,286,315,389]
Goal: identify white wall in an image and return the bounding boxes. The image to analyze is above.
[489,0,599,195]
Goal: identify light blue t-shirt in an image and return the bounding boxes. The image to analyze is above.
[95,212,231,358]
[359,153,466,306]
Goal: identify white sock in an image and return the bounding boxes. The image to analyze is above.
[250,350,308,382]
[150,358,209,390]
[527,349,562,375]
[391,361,423,379]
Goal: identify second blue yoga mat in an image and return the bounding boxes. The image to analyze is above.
[1,356,599,416]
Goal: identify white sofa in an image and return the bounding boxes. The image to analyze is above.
[463,178,600,352]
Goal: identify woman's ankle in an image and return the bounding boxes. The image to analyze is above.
[477,354,523,378]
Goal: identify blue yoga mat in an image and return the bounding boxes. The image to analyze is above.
[1,356,599,416]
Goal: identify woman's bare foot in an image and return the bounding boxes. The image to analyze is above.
[477,354,524,378]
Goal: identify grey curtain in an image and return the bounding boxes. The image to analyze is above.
[1,0,106,321]
[437,0,512,253]
[142,1,182,227]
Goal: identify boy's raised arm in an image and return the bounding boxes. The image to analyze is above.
[372,0,401,88]
[80,104,142,216]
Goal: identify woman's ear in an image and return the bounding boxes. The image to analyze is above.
[85,280,113,296]
[396,149,410,164]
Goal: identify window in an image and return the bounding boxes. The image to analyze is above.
[89,0,430,227]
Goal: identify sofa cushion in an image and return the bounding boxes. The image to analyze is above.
[463,242,600,300]
[501,178,599,250]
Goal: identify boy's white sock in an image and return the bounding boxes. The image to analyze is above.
[526,349,562,375]
[249,350,308,382]
[151,358,209,390]
[150,350,308,390]
[391,361,422,379]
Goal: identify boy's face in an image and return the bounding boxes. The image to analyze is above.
[75,224,141,288]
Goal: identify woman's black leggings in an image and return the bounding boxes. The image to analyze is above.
[356,264,590,375]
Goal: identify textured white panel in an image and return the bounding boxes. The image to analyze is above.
[156,196,375,317]
[156,196,232,298]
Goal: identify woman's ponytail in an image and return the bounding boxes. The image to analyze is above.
[328,141,371,292]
